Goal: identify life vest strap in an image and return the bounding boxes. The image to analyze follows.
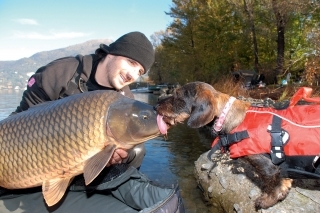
[220,131,250,147]
[207,130,249,160]
[279,155,320,179]
[270,115,285,165]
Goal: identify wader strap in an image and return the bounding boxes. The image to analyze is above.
[75,55,88,93]
[207,130,249,160]
[270,115,285,165]
[58,55,89,98]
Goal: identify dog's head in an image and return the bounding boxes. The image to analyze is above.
[155,81,250,134]
[155,81,219,128]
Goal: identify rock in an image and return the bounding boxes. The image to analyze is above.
[194,151,320,213]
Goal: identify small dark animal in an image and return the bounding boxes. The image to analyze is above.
[155,81,295,209]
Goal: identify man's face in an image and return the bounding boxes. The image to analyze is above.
[96,54,144,90]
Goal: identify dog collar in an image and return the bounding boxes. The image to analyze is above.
[213,96,236,132]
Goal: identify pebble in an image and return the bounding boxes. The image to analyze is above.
[249,189,259,199]
[201,163,213,171]
[233,203,242,213]
[219,177,228,189]
[220,188,226,194]
[236,174,246,181]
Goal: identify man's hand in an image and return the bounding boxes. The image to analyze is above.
[106,149,128,167]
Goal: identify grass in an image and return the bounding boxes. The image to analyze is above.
[211,75,249,98]
[211,77,320,101]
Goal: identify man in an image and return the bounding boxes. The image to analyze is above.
[0,32,184,212]
[14,31,155,167]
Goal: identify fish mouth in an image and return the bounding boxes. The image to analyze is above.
[107,98,161,143]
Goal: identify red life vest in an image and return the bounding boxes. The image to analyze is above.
[211,87,320,159]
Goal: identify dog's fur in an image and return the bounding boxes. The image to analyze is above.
[155,81,293,209]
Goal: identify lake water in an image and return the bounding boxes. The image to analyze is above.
[0,90,213,213]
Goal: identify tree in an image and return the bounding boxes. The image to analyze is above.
[148,0,320,85]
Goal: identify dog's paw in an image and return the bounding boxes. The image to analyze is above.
[277,178,292,200]
[254,193,277,209]
[254,178,293,209]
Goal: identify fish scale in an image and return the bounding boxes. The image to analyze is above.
[1,92,109,184]
[0,90,161,206]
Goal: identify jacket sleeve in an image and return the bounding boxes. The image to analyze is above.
[14,57,79,113]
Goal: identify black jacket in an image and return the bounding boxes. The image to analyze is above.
[14,54,133,113]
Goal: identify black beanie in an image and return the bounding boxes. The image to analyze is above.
[99,31,155,72]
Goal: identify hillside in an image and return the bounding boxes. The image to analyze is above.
[0,39,112,89]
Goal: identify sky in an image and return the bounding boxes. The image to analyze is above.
[0,0,173,61]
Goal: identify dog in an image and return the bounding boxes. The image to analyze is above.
[155,81,320,209]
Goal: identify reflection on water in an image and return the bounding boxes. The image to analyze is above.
[0,90,24,120]
[134,93,212,213]
[0,91,212,213]
[133,92,159,105]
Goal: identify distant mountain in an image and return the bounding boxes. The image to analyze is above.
[0,39,112,89]
[29,39,112,64]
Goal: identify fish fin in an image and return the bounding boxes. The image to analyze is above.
[42,177,72,206]
[83,144,117,185]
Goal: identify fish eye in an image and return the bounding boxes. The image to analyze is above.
[139,111,151,120]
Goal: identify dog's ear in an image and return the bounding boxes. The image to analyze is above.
[187,98,215,128]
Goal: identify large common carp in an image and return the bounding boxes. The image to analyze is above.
[0,90,168,206]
